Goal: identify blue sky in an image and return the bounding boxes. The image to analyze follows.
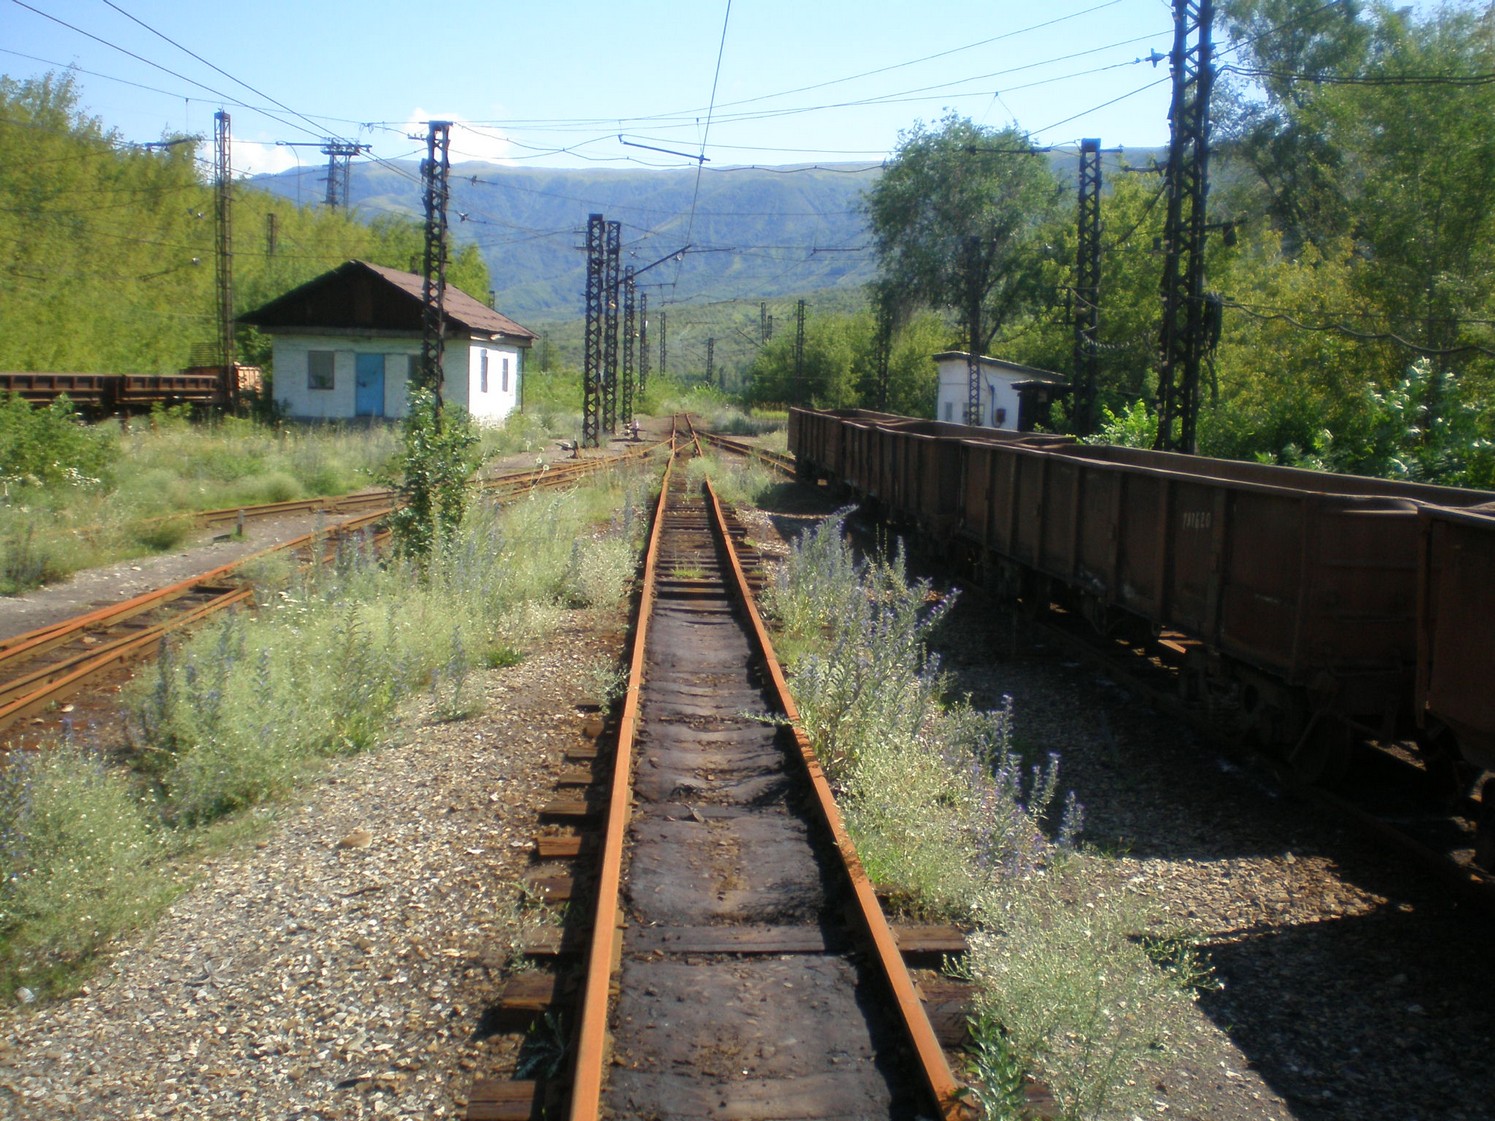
[4,0,1189,174]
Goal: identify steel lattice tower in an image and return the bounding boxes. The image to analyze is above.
[213,111,236,411]
[582,214,605,449]
[873,300,893,411]
[621,267,636,430]
[659,311,667,377]
[707,337,716,388]
[1155,0,1214,453]
[420,122,452,412]
[964,235,985,426]
[322,142,370,210]
[639,292,650,395]
[602,220,621,435]
[794,300,806,405]
[1073,138,1103,436]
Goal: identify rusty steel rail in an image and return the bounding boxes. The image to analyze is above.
[696,428,797,475]
[0,448,669,741]
[565,438,676,1120]
[517,434,964,1121]
[702,476,967,1119]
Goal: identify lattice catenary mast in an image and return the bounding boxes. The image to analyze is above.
[419,122,452,412]
[213,110,236,410]
[602,220,621,435]
[1073,138,1103,436]
[582,214,605,448]
[1155,0,1215,453]
[621,267,636,430]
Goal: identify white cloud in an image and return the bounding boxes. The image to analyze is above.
[199,138,302,177]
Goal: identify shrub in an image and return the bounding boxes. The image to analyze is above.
[966,862,1200,1120]
[0,393,113,490]
[0,746,173,998]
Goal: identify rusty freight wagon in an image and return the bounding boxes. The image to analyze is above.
[790,407,1495,788]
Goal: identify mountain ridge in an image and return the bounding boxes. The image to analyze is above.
[250,160,884,324]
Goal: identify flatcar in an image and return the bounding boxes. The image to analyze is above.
[0,370,236,413]
[790,408,1495,831]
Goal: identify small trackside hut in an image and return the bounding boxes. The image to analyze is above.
[932,351,1068,431]
[241,260,536,423]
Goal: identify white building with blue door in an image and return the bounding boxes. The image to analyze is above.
[242,260,536,423]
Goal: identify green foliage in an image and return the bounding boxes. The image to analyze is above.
[127,471,645,829]
[389,389,482,561]
[1087,399,1157,449]
[963,1007,1029,1121]
[0,393,113,489]
[1279,359,1495,486]
[968,864,1198,1121]
[1209,0,1495,465]
[866,113,1065,351]
[0,746,174,999]
[0,71,487,378]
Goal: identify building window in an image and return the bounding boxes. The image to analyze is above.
[502,357,510,392]
[480,351,489,393]
[308,350,334,390]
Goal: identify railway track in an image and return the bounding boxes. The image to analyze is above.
[693,426,797,475]
[0,446,665,743]
[469,435,963,1121]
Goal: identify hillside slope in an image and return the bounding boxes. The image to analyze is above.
[252,161,882,323]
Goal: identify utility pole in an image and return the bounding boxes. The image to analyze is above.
[659,310,668,377]
[621,266,636,430]
[1073,138,1103,436]
[213,110,236,411]
[582,214,605,448]
[1155,0,1215,453]
[707,337,716,388]
[419,121,452,413]
[964,235,985,427]
[794,299,806,405]
[265,212,277,258]
[639,292,650,395]
[602,220,621,435]
[873,300,893,412]
[760,302,768,345]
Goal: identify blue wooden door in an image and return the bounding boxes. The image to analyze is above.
[354,354,384,417]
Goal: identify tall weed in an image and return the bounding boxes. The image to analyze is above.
[765,513,1204,1119]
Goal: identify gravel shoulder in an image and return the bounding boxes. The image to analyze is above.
[0,612,625,1120]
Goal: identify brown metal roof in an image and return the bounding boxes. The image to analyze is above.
[241,259,536,344]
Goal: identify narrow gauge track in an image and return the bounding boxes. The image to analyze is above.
[0,447,663,743]
[470,435,962,1121]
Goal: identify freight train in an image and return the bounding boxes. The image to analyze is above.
[788,408,1495,854]
[0,367,260,413]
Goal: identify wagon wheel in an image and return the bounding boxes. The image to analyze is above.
[1286,714,1354,787]
[1419,727,1479,809]
[1474,779,1495,871]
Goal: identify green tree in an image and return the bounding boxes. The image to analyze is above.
[745,308,861,408]
[1215,1,1495,398]
[864,114,1065,381]
[0,69,489,388]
